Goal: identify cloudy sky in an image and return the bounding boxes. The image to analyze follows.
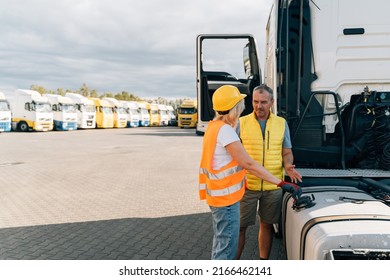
[1,0,273,99]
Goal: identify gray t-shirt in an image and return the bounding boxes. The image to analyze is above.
[235,118,292,148]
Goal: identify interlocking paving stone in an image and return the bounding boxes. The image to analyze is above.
[0,127,286,260]
[0,214,284,260]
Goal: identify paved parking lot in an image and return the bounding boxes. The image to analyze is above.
[0,127,284,260]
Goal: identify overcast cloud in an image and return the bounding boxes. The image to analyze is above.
[0,0,273,99]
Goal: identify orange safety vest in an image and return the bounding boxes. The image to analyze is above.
[198,120,247,207]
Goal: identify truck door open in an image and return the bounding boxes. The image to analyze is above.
[196,34,261,135]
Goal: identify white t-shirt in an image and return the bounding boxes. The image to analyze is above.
[212,124,240,170]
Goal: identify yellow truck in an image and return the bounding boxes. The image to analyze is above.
[89,98,114,128]
[177,99,197,128]
[149,103,160,126]
[102,97,127,128]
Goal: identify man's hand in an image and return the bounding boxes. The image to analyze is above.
[277,181,302,199]
[284,163,302,183]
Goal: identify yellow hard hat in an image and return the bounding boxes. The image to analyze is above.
[212,85,247,111]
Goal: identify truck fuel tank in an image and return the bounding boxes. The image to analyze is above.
[282,185,390,260]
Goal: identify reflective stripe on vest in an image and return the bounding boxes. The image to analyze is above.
[206,180,245,197]
[199,165,243,180]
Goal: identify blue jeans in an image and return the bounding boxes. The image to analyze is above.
[209,201,240,260]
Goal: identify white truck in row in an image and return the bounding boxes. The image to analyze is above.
[157,104,169,126]
[2,90,157,131]
[65,92,96,129]
[137,102,150,127]
[0,92,11,132]
[43,94,77,131]
[122,101,140,127]
[5,89,53,132]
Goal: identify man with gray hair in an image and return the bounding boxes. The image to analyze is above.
[236,84,302,260]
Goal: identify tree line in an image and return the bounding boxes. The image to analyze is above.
[29,83,193,109]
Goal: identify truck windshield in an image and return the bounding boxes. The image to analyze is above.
[141,108,148,114]
[84,104,96,113]
[102,106,113,114]
[131,109,138,114]
[178,108,195,114]
[35,102,52,113]
[61,104,77,113]
[0,100,10,111]
[117,107,127,114]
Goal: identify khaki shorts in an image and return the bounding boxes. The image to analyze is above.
[239,189,282,226]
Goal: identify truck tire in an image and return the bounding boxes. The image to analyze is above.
[18,121,29,132]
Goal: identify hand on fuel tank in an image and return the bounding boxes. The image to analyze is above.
[277,180,302,199]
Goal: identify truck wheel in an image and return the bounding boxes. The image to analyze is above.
[18,122,29,132]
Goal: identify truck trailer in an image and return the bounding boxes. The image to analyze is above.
[196,0,390,260]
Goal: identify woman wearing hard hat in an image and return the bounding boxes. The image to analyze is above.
[198,85,301,260]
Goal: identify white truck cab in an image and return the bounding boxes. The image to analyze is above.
[165,105,177,126]
[137,102,150,127]
[122,101,140,127]
[43,94,77,131]
[65,92,96,129]
[0,92,11,132]
[157,104,169,126]
[5,89,53,132]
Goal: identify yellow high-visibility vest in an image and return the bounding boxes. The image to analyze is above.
[239,112,285,191]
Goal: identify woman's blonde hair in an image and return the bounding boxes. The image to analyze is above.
[213,99,245,127]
